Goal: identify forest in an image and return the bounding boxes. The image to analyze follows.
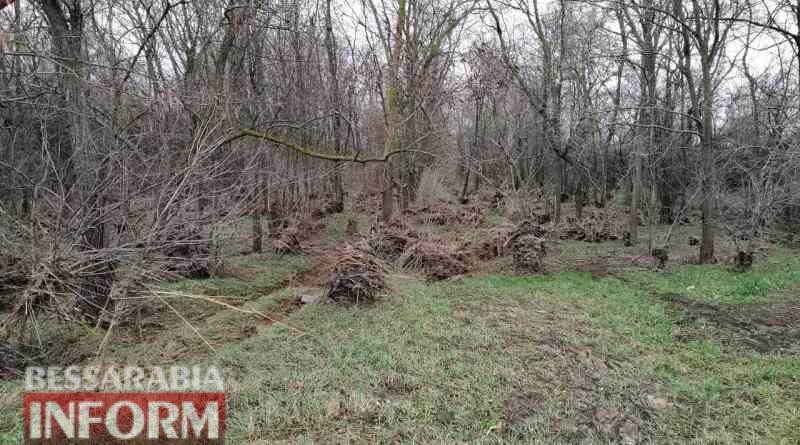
[1,0,800,443]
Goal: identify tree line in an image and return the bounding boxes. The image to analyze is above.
[0,0,798,328]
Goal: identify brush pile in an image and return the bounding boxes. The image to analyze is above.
[461,226,515,261]
[311,199,344,218]
[273,228,301,254]
[0,255,26,291]
[557,210,621,242]
[326,246,388,303]
[0,247,117,332]
[399,240,470,281]
[531,212,552,225]
[365,231,410,262]
[505,221,547,273]
[413,203,485,227]
[424,207,457,225]
[161,225,212,279]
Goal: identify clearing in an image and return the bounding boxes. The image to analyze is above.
[1,204,799,444]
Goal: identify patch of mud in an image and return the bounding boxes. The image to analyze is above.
[661,292,800,353]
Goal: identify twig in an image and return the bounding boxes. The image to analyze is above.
[150,290,307,336]
[156,294,217,353]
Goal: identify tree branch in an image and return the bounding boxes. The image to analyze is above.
[221,129,434,164]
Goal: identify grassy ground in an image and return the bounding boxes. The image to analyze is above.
[208,255,800,444]
[1,212,799,444]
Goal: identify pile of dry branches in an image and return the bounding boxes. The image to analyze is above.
[273,228,301,254]
[505,222,547,273]
[0,205,224,341]
[463,225,516,261]
[414,204,485,227]
[364,231,410,262]
[557,210,622,242]
[325,246,388,303]
[399,240,470,281]
[0,255,26,291]
[160,224,213,279]
[311,198,344,218]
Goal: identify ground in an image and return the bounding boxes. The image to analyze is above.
[1,203,800,444]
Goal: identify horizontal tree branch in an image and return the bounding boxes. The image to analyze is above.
[222,129,434,164]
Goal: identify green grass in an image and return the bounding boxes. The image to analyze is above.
[163,252,311,298]
[2,255,799,443]
[209,256,800,443]
[0,380,21,444]
[624,253,800,304]
[324,214,350,242]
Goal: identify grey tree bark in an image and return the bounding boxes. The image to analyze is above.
[37,0,110,323]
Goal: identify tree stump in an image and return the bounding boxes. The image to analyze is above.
[652,246,669,269]
[733,251,754,273]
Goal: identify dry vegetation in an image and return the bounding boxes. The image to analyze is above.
[325,246,388,304]
[2,0,800,442]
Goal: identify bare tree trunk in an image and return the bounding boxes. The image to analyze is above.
[553,158,563,224]
[325,0,345,212]
[699,64,716,262]
[628,150,641,245]
[252,208,263,253]
[252,156,265,253]
[575,182,585,220]
[380,0,407,221]
[381,173,395,221]
[461,98,482,203]
[38,0,109,322]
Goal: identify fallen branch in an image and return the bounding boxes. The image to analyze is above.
[148,290,307,336]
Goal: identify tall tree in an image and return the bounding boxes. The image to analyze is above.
[36,0,109,321]
[672,0,740,263]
